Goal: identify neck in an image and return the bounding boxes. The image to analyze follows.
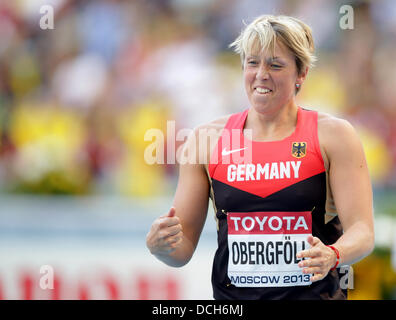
[244,102,299,141]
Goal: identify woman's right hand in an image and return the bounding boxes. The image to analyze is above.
[146,207,183,256]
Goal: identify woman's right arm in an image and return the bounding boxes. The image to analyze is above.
[146,129,211,267]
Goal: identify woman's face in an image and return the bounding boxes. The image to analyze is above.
[243,40,306,114]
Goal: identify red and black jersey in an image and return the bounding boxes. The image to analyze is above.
[208,106,346,300]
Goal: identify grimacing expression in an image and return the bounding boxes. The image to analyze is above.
[243,40,305,114]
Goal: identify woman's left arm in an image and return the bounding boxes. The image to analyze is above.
[298,117,375,281]
[324,118,375,264]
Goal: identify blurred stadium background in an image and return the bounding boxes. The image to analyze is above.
[0,0,395,300]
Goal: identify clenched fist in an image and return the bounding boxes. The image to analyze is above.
[146,207,183,256]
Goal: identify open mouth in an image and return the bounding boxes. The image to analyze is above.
[255,87,273,94]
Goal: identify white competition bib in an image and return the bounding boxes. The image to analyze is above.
[227,211,312,287]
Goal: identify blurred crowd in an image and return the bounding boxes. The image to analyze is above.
[0,0,395,197]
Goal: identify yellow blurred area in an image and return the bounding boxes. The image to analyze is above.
[298,64,347,113]
[348,255,383,299]
[10,103,86,150]
[116,99,172,197]
[7,103,90,193]
[115,151,167,197]
[117,99,170,150]
[356,126,393,184]
[349,252,396,300]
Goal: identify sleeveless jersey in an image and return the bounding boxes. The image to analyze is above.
[208,106,346,300]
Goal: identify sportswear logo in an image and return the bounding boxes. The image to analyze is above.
[291,142,307,158]
[222,147,247,156]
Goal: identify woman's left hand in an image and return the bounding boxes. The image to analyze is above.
[296,235,337,282]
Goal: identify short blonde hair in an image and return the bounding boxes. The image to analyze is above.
[229,15,316,75]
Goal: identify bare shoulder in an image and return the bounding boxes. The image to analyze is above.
[318,111,359,141]
[318,111,355,133]
[179,114,233,166]
[317,111,363,160]
[189,114,232,145]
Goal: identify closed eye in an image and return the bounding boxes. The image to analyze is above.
[271,64,282,69]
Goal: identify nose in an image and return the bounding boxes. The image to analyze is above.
[256,63,270,80]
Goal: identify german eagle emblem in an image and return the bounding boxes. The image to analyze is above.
[291,142,307,158]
